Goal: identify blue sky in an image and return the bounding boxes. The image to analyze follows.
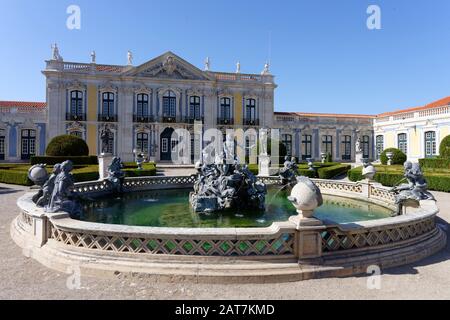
[1,0,450,114]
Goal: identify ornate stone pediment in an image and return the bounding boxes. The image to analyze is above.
[125,51,212,81]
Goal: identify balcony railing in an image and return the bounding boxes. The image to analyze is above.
[133,115,155,123]
[244,118,260,126]
[98,114,118,122]
[162,116,176,123]
[65,113,86,121]
[184,117,204,124]
[217,118,234,125]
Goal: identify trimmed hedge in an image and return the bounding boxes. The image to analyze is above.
[31,155,98,165]
[0,170,32,186]
[419,158,450,169]
[317,164,351,179]
[439,135,450,158]
[46,135,89,156]
[347,166,450,192]
[380,148,407,165]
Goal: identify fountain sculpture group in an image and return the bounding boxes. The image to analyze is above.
[189,135,267,213]
[390,161,435,215]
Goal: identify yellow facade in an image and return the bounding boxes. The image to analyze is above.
[408,128,421,158]
[234,93,242,126]
[384,132,396,149]
[86,85,97,155]
[440,126,450,146]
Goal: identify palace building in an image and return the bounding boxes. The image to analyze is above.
[0,48,449,163]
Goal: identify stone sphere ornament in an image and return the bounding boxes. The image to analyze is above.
[27,164,49,186]
[288,176,323,218]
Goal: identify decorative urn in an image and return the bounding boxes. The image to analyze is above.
[386,152,394,166]
[27,164,49,186]
[288,176,323,218]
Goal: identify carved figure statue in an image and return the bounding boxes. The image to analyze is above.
[190,138,267,213]
[51,43,63,61]
[390,161,435,215]
[107,157,124,191]
[90,50,96,63]
[355,136,362,153]
[36,164,62,207]
[279,156,299,185]
[204,57,210,71]
[260,129,268,156]
[46,160,80,215]
[261,62,270,75]
[100,125,111,154]
[127,50,133,65]
[236,61,241,73]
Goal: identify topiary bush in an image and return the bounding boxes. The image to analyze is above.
[380,148,407,165]
[439,135,450,158]
[46,135,89,157]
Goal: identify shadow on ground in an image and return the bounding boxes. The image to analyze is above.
[0,187,21,195]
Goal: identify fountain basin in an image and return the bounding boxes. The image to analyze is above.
[11,176,446,283]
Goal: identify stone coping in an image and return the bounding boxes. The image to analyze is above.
[17,178,438,237]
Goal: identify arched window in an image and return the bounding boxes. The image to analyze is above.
[398,133,407,155]
[21,129,36,160]
[69,90,84,120]
[342,135,351,160]
[101,92,115,121]
[163,90,176,119]
[0,129,5,160]
[136,132,149,154]
[282,134,292,156]
[362,135,370,158]
[189,96,201,120]
[245,99,256,125]
[302,134,312,160]
[376,135,384,159]
[219,97,232,124]
[136,93,149,117]
[322,135,333,156]
[424,131,436,158]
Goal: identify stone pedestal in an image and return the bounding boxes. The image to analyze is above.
[258,154,271,177]
[355,151,363,165]
[289,215,324,259]
[98,153,113,180]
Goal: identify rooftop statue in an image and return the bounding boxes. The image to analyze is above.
[279,156,299,185]
[390,161,435,215]
[46,160,81,215]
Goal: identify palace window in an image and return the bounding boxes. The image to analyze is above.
[220,97,231,121]
[70,131,83,138]
[21,129,36,160]
[302,134,312,160]
[342,135,351,160]
[70,90,83,117]
[102,92,115,117]
[321,135,333,156]
[424,131,436,158]
[362,135,370,158]
[136,132,149,154]
[190,96,201,120]
[0,129,5,160]
[398,133,407,155]
[136,93,149,117]
[245,99,256,121]
[376,135,384,159]
[282,134,292,156]
[163,90,176,118]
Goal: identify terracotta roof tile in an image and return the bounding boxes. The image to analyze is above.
[0,101,46,108]
[377,96,450,117]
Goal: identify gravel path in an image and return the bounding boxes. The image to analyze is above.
[1,182,449,300]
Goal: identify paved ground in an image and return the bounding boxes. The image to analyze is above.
[1,181,450,300]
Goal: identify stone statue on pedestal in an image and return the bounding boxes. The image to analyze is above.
[390,161,435,215]
[100,125,112,154]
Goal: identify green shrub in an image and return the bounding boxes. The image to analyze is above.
[31,155,98,165]
[380,148,407,165]
[317,164,351,179]
[46,135,89,156]
[419,158,450,169]
[326,152,333,163]
[439,135,450,158]
[298,169,317,178]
